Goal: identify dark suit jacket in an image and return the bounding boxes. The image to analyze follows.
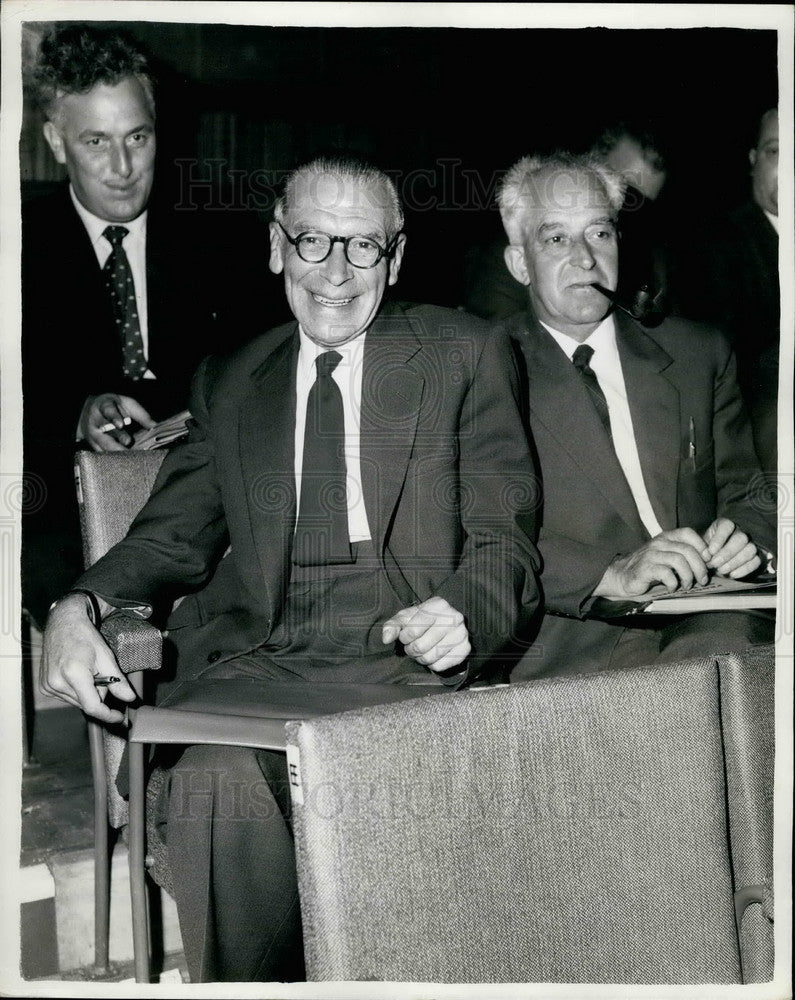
[675,200,779,359]
[76,302,541,698]
[673,200,779,473]
[21,185,282,622]
[21,185,279,454]
[505,308,776,676]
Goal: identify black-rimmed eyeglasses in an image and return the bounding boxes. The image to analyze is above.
[277,223,402,269]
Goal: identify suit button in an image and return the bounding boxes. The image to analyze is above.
[207,650,222,663]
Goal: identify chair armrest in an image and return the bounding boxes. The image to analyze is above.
[100,611,162,675]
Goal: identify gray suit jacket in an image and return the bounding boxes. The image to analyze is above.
[505,308,775,676]
[78,302,541,700]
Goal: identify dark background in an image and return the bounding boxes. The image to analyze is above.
[21,21,779,307]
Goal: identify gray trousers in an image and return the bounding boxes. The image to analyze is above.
[513,608,775,681]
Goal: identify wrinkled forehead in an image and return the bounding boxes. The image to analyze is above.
[51,77,155,129]
[284,172,392,233]
[520,168,615,229]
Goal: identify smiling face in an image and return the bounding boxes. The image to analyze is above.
[269,173,405,348]
[43,76,156,223]
[504,168,619,342]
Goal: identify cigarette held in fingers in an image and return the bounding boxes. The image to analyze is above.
[98,417,132,433]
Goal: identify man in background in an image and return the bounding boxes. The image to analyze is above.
[675,108,780,474]
[498,152,775,679]
[590,120,671,318]
[22,24,272,625]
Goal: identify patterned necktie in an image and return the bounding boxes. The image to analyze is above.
[572,344,612,440]
[102,225,147,380]
[293,350,353,566]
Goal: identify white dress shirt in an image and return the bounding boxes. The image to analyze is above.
[70,186,154,379]
[294,328,371,542]
[543,316,664,538]
[762,208,779,234]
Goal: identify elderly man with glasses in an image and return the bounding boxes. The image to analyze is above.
[42,155,541,983]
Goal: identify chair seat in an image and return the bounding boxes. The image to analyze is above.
[130,706,290,750]
[129,678,451,750]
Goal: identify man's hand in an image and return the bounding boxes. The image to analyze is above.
[41,594,137,724]
[703,517,761,579]
[80,393,156,452]
[382,596,471,674]
[593,527,711,601]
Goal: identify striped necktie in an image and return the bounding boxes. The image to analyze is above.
[572,343,612,440]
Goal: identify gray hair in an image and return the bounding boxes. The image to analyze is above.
[497,152,625,244]
[274,157,404,238]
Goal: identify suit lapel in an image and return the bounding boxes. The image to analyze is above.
[55,188,123,370]
[517,313,645,535]
[238,328,300,585]
[236,307,424,579]
[360,305,424,553]
[615,313,680,530]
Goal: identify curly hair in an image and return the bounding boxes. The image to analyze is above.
[31,23,155,120]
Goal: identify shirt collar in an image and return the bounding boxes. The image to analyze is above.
[762,209,779,234]
[70,184,147,249]
[540,313,617,361]
[297,326,367,379]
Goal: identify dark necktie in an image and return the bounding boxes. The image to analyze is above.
[572,343,612,440]
[293,350,353,566]
[102,225,147,380]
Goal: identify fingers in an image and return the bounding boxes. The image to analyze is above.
[89,393,127,429]
[41,599,137,723]
[41,654,132,724]
[83,393,154,451]
[594,532,710,601]
[663,527,711,561]
[120,397,156,430]
[712,539,761,578]
[83,394,132,450]
[382,597,471,672]
[703,517,735,558]
[647,535,709,589]
[88,429,130,452]
[421,636,471,673]
[66,664,134,725]
[705,518,761,578]
[725,550,762,579]
[381,606,415,646]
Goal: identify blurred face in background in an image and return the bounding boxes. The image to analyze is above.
[750,109,778,217]
[603,135,667,203]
